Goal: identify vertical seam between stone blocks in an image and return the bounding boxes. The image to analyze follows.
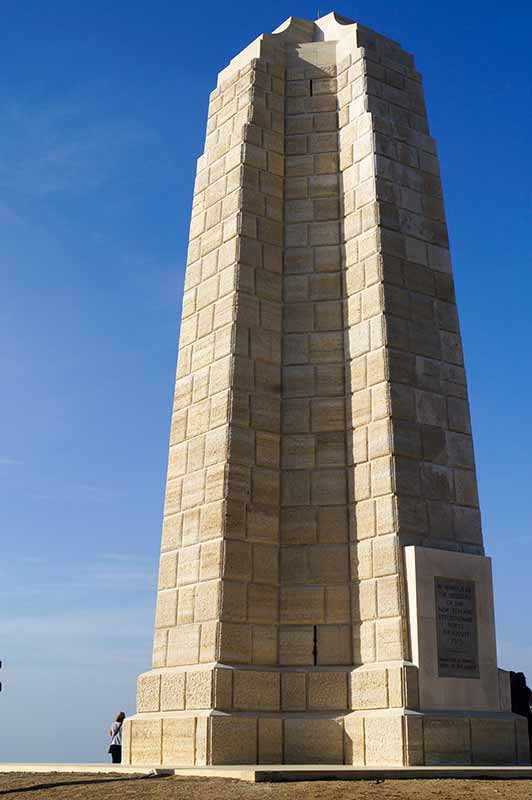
[192,716,197,766]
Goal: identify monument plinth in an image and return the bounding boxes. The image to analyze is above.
[121,13,529,766]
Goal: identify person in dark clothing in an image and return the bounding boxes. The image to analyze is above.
[108,711,125,764]
[510,672,532,762]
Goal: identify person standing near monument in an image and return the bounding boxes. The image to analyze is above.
[511,673,532,761]
[108,711,125,764]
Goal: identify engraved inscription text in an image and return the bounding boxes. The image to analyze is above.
[435,577,480,679]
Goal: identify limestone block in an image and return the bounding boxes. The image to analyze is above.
[415,390,446,428]
[351,540,373,581]
[364,716,404,765]
[177,585,195,624]
[308,545,349,584]
[423,717,471,761]
[249,583,278,624]
[258,718,283,764]
[387,667,403,707]
[194,581,220,622]
[131,719,162,765]
[233,669,280,711]
[282,672,307,711]
[160,671,186,711]
[318,506,348,543]
[371,456,393,496]
[121,719,132,764]
[377,575,402,617]
[162,718,196,766]
[315,301,343,331]
[373,535,398,577]
[221,580,247,622]
[285,718,344,764]
[311,468,347,505]
[376,617,404,661]
[177,544,200,585]
[454,468,479,507]
[311,398,345,432]
[404,714,424,766]
[453,505,482,544]
[281,586,324,624]
[247,505,279,542]
[186,670,213,709]
[344,715,365,765]
[403,665,420,710]
[137,673,161,713]
[224,540,252,581]
[167,624,201,667]
[199,541,223,581]
[375,495,396,535]
[350,668,388,710]
[164,478,183,517]
[182,509,200,547]
[200,620,217,663]
[352,580,377,622]
[308,671,348,710]
[152,629,168,668]
[252,543,279,584]
[282,434,315,469]
[471,719,517,765]
[279,625,314,665]
[155,590,177,629]
[317,625,352,665]
[325,585,350,623]
[252,625,277,665]
[161,514,182,552]
[218,621,252,664]
[282,507,316,544]
[210,716,257,764]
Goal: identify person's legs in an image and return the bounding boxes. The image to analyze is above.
[110,745,121,764]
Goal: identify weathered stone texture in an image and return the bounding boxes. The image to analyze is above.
[125,12,518,768]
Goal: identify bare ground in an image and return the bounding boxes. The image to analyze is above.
[1,773,532,800]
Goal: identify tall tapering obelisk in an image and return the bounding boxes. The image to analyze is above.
[121,13,529,766]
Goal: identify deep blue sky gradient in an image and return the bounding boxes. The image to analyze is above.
[0,0,531,761]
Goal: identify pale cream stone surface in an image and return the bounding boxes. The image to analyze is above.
[160,671,186,711]
[308,672,348,710]
[364,716,404,765]
[210,717,257,764]
[405,546,499,711]
[130,720,162,765]
[233,670,280,711]
[285,719,344,764]
[128,12,516,768]
[162,718,196,765]
[136,673,161,713]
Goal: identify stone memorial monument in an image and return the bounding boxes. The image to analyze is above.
[121,13,530,766]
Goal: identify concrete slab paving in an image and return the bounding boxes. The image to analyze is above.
[1,764,532,782]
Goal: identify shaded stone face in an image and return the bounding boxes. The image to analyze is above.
[122,12,526,768]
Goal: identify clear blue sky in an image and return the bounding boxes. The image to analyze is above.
[0,0,531,763]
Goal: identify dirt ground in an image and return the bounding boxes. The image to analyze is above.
[1,773,532,800]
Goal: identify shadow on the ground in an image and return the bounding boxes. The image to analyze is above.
[0,774,170,796]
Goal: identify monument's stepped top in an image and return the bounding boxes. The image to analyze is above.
[272,12,358,43]
[219,12,411,81]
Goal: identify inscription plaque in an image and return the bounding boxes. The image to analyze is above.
[435,577,480,679]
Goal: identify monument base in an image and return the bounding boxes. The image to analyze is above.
[122,709,529,767]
